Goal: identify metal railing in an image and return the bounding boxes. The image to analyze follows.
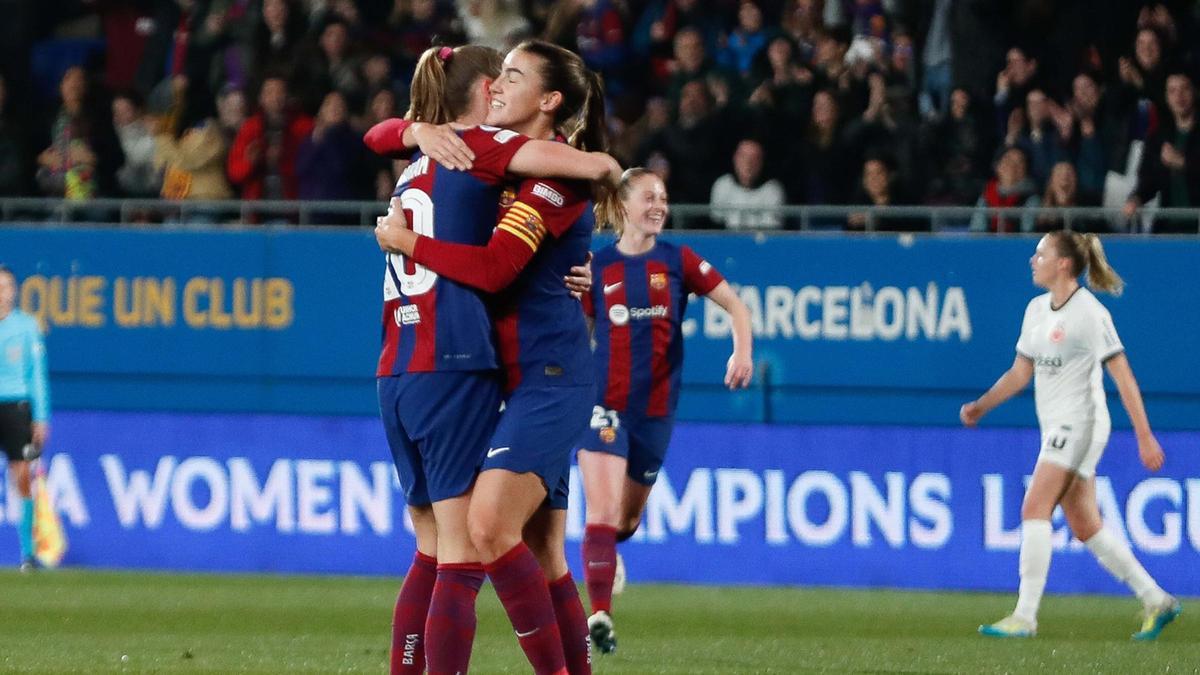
[2,198,1199,234]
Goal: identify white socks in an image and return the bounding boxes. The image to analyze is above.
[1084,528,1168,608]
[1014,519,1052,625]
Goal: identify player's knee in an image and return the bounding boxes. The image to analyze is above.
[467,516,516,559]
[586,503,622,527]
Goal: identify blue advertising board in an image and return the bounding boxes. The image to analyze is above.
[1,226,1197,428]
[1,413,1196,595]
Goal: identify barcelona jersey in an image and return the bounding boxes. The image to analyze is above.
[491,178,595,392]
[582,241,724,417]
[376,126,529,375]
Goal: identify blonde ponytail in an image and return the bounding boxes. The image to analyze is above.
[406,45,504,124]
[1051,230,1125,296]
[406,47,450,123]
[594,191,626,234]
[1081,233,1124,296]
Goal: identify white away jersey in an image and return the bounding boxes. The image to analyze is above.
[1016,287,1124,427]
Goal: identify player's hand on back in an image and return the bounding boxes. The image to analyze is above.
[565,252,593,299]
[725,352,753,390]
[411,122,475,171]
[959,401,984,427]
[1137,433,1164,472]
[375,197,414,254]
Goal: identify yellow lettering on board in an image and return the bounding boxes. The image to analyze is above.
[233,278,263,328]
[145,277,176,327]
[265,278,294,329]
[208,278,232,329]
[78,276,106,327]
[183,277,207,328]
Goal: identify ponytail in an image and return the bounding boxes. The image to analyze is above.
[567,70,608,153]
[512,41,619,229]
[406,45,503,124]
[1050,230,1124,296]
[1081,233,1124,296]
[513,40,607,143]
[406,47,450,123]
[594,190,625,234]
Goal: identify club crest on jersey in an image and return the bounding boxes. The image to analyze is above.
[699,260,713,274]
[531,183,565,207]
[395,304,421,326]
[650,272,667,289]
[600,427,617,444]
[499,189,516,208]
[1049,324,1065,343]
[609,304,630,326]
[517,212,546,239]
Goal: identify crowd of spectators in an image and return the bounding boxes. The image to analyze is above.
[0,0,1197,232]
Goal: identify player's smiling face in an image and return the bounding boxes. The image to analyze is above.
[1030,235,1065,288]
[486,49,551,131]
[623,173,669,236]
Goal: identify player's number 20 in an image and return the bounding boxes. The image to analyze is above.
[390,188,438,296]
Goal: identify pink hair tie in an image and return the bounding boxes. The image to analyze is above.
[438,46,454,62]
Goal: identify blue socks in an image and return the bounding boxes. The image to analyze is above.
[18,497,34,560]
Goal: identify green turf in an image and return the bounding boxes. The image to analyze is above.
[0,569,1193,673]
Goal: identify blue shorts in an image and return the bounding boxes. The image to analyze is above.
[378,371,502,507]
[484,384,594,510]
[578,406,675,486]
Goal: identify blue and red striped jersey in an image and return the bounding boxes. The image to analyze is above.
[491,178,595,392]
[376,126,529,376]
[582,241,724,416]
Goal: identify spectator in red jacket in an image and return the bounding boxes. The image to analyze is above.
[226,75,313,202]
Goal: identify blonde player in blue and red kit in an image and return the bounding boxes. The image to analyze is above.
[376,44,619,675]
[577,168,754,654]
[376,41,616,675]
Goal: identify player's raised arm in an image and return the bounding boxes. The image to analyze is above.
[509,142,622,185]
[365,117,621,184]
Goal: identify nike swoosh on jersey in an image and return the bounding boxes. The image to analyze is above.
[643,470,659,480]
[603,282,623,294]
[515,627,540,638]
[487,446,511,458]
[587,561,613,568]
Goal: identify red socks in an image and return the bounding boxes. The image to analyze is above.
[582,524,618,614]
[425,563,486,675]
[391,551,437,674]
[486,543,568,675]
[549,572,592,675]
[393,545,589,675]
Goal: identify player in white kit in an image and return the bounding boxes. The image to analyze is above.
[960,231,1181,641]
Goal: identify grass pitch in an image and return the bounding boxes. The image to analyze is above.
[0,569,1193,673]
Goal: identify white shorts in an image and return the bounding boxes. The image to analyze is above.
[1036,421,1110,478]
